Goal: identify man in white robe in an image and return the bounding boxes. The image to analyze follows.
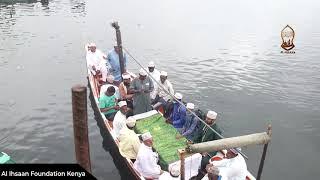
[112,101,128,138]
[147,61,160,100]
[203,148,247,180]
[118,116,141,161]
[86,43,109,82]
[152,71,174,110]
[133,132,164,179]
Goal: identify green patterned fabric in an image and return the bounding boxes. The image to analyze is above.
[134,113,188,170]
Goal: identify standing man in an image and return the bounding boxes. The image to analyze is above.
[147,61,160,100]
[190,110,222,179]
[107,42,127,85]
[134,132,164,179]
[152,71,174,110]
[113,101,128,138]
[86,43,109,84]
[119,73,134,109]
[130,68,154,115]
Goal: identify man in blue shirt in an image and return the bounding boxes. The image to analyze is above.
[169,93,186,133]
[107,44,127,85]
[176,103,199,140]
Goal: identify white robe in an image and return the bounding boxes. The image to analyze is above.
[148,68,160,99]
[133,143,161,179]
[155,80,174,101]
[204,154,247,180]
[86,49,109,81]
[112,111,126,138]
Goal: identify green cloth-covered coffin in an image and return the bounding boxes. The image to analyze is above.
[134,113,188,170]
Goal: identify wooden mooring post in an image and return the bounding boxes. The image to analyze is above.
[72,85,91,173]
[256,125,272,180]
[178,149,186,180]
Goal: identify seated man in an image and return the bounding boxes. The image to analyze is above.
[189,110,222,178]
[134,132,164,179]
[176,103,199,140]
[119,73,134,109]
[152,71,174,111]
[169,93,186,134]
[207,148,247,180]
[107,42,127,85]
[99,75,120,99]
[98,86,119,120]
[86,43,109,84]
[118,116,141,162]
[113,101,128,138]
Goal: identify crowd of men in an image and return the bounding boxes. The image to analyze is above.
[87,43,248,180]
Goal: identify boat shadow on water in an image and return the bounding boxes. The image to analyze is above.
[87,79,136,180]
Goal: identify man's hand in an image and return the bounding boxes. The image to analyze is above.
[176,134,183,139]
[187,140,193,144]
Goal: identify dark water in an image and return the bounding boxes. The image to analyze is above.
[1,0,320,179]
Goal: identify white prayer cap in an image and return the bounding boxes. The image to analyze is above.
[174,93,183,100]
[186,103,195,110]
[141,132,152,141]
[118,101,127,107]
[207,110,217,119]
[139,68,147,76]
[169,164,180,177]
[106,75,114,83]
[89,43,96,47]
[160,71,168,76]
[126,116,136,128]
[122,73,131,79]
[148,61,155,67]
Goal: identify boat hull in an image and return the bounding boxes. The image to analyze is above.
[87,76,142,180]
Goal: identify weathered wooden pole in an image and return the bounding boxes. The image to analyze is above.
[72,85,91,173]
[257,125,272,180]
[187,132,271,153]
[111,21,125,81]
[178,149,186,180]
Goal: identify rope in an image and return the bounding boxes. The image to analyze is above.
[122,47,248,159]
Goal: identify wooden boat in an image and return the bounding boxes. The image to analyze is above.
[86,45,256,180]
